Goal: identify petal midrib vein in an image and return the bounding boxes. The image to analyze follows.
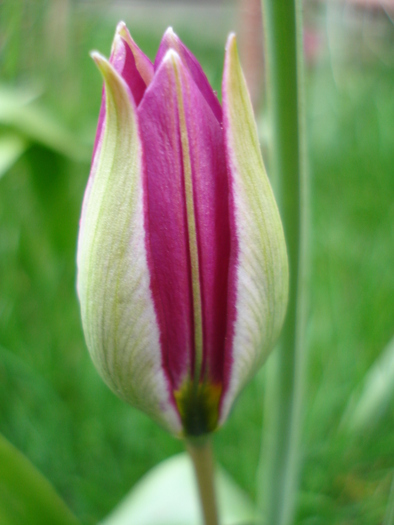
[172,56,203,389]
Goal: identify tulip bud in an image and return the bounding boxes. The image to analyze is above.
[77,23,288,437]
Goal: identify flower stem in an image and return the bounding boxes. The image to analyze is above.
[258,1,308,525]
[186,438,219,525]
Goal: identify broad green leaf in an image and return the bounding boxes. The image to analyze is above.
[341,335,394,433]
[101,452,256,525]
[0,134,27,178]
[0,433,80,525]
[0,86,40,108]
[0,86,90,161]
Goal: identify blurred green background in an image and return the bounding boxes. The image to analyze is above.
[0,0,394,523]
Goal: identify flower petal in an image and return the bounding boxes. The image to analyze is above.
[138,50,230,434]
[116,21,154,87]
[155,28,222,123]
[92,23,154,161]
[77,52,181,435]
[220,35,289,424]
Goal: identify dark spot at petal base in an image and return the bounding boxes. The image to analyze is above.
[174,380,222,436]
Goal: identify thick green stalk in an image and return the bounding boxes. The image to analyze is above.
[258,1,308,525]
[186,438,219,525]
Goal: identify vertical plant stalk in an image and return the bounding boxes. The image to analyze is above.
[258,1,308,525]
[186,438,219,525]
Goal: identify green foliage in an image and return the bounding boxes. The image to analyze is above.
[341,335,394,434]
[0,2,393,524]
[298,56,394,524]
[0,432,79,525]
[0,134,27,179]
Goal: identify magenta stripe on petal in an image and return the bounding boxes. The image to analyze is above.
[178,63,230,387]
[138,58,194,389]
[92,32,153,162]
[219,46,242,419]
[154,29,223,124]
[92,91,106,163]
[219,146,239,415]
[110,37,149,106]
[138,52,230,391]
[116,22,155,87]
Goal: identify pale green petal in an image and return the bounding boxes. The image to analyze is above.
[77,53,181,435]
[221,35,289,423]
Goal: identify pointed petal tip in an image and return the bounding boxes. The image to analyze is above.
[225,33,238,61]
[226,32,237,49]
[90,52,116,84]
[162,47,182,66]
[90,50,106,66]
[161,27,181,52]
[164,26,177,39]
[116,20,127,34]
[111,22,127,54]
[223,33,241,86]
[116,20,131,41]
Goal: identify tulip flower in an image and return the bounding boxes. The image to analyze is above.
[77,22,288,438]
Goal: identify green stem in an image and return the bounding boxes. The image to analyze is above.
[258,1,308,525]
[186,438,219,525]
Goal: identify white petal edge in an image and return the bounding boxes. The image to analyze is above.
[220,35,289,424]
[77,52,182,435]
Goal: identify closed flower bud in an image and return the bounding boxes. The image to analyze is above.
[77,23,288,437]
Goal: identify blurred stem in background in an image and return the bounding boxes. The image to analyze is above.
[44,0,70,65]
[258,1,308,525]
[186,439,218,525]
[236,0,264,111]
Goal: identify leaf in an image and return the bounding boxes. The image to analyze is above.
[0,433,80,525]
[0,86,90,161]
[101,453,256,525]
[341,335,394,433]
[0,134,27,178]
